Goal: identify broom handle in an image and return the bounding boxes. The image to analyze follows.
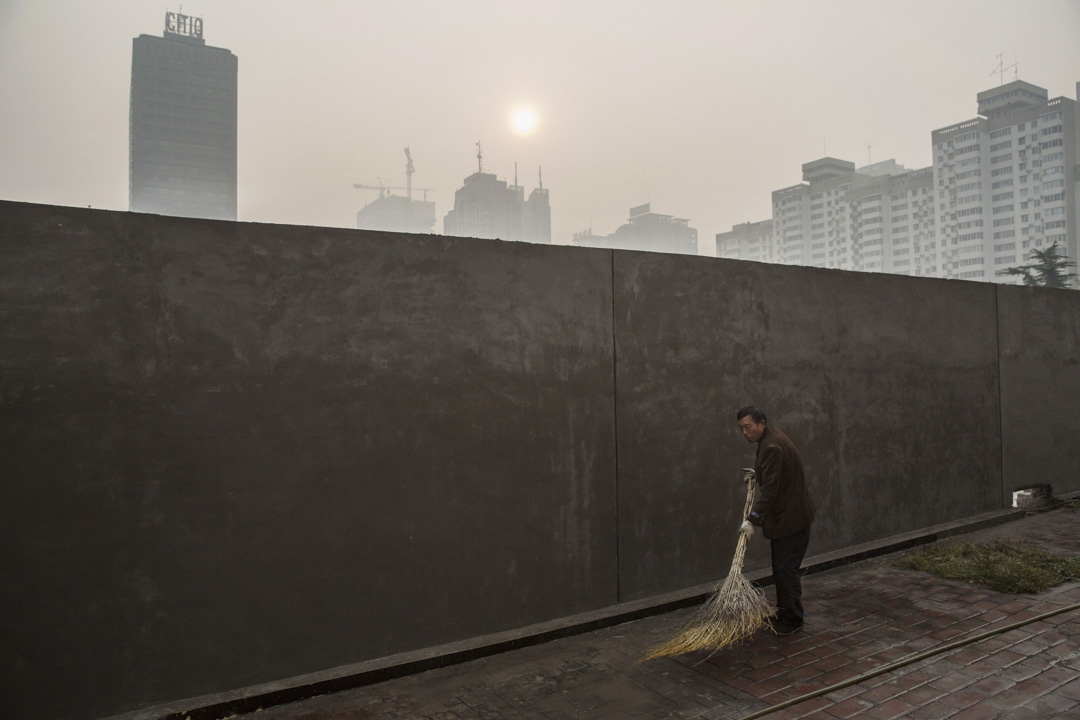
[731,474,757,571]
[742,474,757,523]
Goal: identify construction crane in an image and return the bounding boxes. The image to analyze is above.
[353,148,434,201]
[404,147,414,201]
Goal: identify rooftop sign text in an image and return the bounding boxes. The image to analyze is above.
[164,12,203,39]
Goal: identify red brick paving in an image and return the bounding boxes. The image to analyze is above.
[249,507,1080,719]
[865,697,918,719]
[949,706,1001,720]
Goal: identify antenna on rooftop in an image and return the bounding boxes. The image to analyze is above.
[991,50,1017,86]
[867,140,872,165]
[514,162,518,187]
[476,141,483,173]
[538,165,543,190]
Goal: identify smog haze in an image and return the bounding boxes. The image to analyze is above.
[1,0,1079,253]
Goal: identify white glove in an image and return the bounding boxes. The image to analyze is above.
[740,520,755,537]
[742,468,756,484]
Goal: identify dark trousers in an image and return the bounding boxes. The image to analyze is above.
[771,525,811,627]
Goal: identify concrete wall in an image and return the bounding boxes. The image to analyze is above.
[1,200,1077,719]
[998,284,1080,501]
[0,202,617,720]
[613,252,1003,600]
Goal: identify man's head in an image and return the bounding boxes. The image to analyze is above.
[736,406,767,443]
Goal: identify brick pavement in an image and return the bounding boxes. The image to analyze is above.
[248,507,1080,719]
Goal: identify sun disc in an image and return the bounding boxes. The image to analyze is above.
[512,107,537,134]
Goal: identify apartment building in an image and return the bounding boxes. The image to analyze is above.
[720,158,934,277]
[931,80,1077,282]
[715,219,774,264]
[717,79,1077,287]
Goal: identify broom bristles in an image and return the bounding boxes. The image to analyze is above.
[640,478,774,661]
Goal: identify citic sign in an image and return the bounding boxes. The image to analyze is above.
[165,12,203,39]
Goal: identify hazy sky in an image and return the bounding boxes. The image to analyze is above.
[1,1,1078,254]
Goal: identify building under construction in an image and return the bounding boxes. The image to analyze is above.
[572,203,698,255]
[442,145,550,244]
[354,147,436,234]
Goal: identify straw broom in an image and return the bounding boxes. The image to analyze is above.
[641,474,774,661]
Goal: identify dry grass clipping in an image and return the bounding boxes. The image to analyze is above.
[896,539,1080,594]
[641,478,774,661]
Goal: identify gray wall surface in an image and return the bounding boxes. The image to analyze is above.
[998,284,1080,501]
[0,200,1077,720]
[612,252,1004,600]
[0,202,617,720]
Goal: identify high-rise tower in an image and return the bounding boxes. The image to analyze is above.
[442,149,551,244]
[129,12,238,220]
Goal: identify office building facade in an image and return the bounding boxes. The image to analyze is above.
[129,13,238,220]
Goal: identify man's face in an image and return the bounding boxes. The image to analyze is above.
[737,416,766,443]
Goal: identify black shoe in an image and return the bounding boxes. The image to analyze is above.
[771,622,803,636]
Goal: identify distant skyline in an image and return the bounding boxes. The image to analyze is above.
[1,0,1078,254]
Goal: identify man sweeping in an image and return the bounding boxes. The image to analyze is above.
[737,406,816,636]
[642,406,818,660]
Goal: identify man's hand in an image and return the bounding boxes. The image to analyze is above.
[742,468,756,484]
[739,520,755,537]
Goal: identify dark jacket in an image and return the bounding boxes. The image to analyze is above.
[747,425,816,539]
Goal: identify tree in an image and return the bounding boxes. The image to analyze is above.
[996,242,1078,289]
